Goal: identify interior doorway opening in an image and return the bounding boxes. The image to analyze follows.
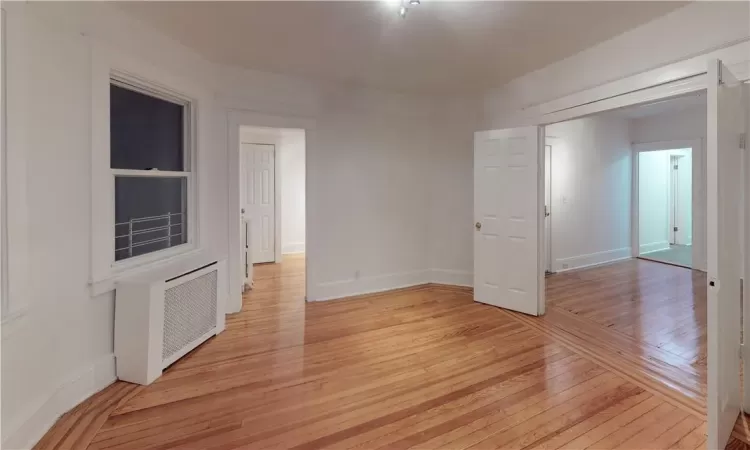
[637,147,694,268]
[238,126,306,295]
[482,90,710,423]
[476,59,747,450]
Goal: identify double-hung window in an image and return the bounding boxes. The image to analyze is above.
[110,78,192,263]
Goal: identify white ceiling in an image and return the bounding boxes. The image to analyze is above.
[117,1,687,94]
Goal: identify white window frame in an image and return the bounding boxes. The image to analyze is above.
[109,77,195,267]
[90,47,200,296]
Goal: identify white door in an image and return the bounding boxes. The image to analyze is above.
[676,153,693,246]
[669,155,679,245]
[707,59,745,450]
[544,144,552,273]
[474,127,544,316]
[241,143,276,263]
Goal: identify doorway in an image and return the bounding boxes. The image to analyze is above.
[637,147,694,268]
[474,59,746,450]
[238,125,306,292]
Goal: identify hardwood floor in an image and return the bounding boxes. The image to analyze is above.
[538,259,707,416]
[34,255,711,449]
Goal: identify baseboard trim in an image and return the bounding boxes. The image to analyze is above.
[555,247,632,273]
[639,241,670,255]
[281,242,305,255]
[3,354,116,450]
[428,269,473,287]
[310,270,430,302]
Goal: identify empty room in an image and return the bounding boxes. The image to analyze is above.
[3,2,750,450]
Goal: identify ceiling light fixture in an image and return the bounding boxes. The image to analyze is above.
[396,0,420,19]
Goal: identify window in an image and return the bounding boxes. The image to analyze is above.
[110,80,192,262]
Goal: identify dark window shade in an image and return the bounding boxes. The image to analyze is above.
[110,84,184,171]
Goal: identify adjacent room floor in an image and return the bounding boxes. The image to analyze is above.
[36,256,715,449]
[641,244,693,268]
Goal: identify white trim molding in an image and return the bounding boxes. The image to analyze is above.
[429,269,473,287]
[226,109,316,308]
[89,43,211,295]
[640,241,671,254]
[532,40,750,125]
[3,3,30,321]
[632,139,702,153]
[631,139,704,271]
[2,354,116,450]
[554,247,632,273]
[312,270,430,302]
[281,242,305,255]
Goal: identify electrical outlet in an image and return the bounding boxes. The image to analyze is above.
[355,270,361,280]
[562,263,569,269]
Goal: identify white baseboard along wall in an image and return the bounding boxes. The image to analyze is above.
[3,354,116,450]
[639,241,671,254]
[554,247,632,273]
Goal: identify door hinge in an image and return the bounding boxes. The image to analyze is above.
[674,227,679,232]
[741,133,747,150]
[740,343,745,360]
[673,164,679,170]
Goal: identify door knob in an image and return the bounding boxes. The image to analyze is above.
[475,222,482,230]
[241,208,246,214]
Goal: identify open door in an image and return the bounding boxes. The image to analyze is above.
[474,127,544,316]
[707,59,745,450]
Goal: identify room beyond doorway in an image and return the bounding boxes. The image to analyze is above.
[637,147,694,269]
[238,125,306,291]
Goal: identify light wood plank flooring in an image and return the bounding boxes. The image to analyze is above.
[538,259,707,416]
[33,255,712,449]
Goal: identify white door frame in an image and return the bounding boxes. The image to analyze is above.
[669,154,680,245]
[544,143,552,273]
[227,110,315,313]
[508,54,748,448]
[631,139,703,269]
[543,136,560,274]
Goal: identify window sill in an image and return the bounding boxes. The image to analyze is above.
[89,247,204,297]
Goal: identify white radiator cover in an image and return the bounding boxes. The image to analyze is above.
[114,259,227,385]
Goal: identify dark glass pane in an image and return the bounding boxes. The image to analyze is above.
[110,84,184,171]
[115,177,187,261]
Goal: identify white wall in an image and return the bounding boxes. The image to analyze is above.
[2,3,225,449]
[279,130,306,255]
[630,106,707,144]
[630,104,706,270]
[483,2,749,126]
[4,1,745,447]
[427,102,479,287]
[546,116,632,272]
[1,4,476,448]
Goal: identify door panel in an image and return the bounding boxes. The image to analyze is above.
[707,59,744,450]
[545,144,552,273]
[474,127,544,316]
[241,143,276,263]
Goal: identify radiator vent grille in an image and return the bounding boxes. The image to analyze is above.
[163,270,218,361]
